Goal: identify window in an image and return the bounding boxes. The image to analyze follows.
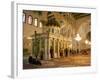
[28,15,33,25]
[34,18,38,26]
[23,13,26,23]
[39,22,42,28]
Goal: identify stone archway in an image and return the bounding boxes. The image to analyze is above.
[40,50,44,60]
[76,19,91,41]
[86,31,91,41]
[76,20,91,50]
[50,46,54,58]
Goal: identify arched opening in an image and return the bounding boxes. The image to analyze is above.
[40,50,44,60]
[50,46,54,58]
[27,15,33,25]
[86,31,91,41]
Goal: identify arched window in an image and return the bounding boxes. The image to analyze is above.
[23,13,26,23]
[28,15,33,25]
[34,18,38,26]
[39,22,42,28]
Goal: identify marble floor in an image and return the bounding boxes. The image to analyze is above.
[23,54,90,69]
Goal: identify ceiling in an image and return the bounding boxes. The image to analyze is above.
[71,13,91,19]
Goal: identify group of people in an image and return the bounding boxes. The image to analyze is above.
[28,56,42,65]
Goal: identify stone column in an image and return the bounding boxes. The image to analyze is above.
[62,40,64,57]
[39,39,41,59]
[55,39,57,58]
[32,39,34,57]
[59,40,61,57]
[67,48,69,57]
[47,38,51,59]
[63,41,65,57]
[67,43,70,57]
[57,40,60,58]
[53,38,56,58]
[64,41,67,57]
[44,38,48,60]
